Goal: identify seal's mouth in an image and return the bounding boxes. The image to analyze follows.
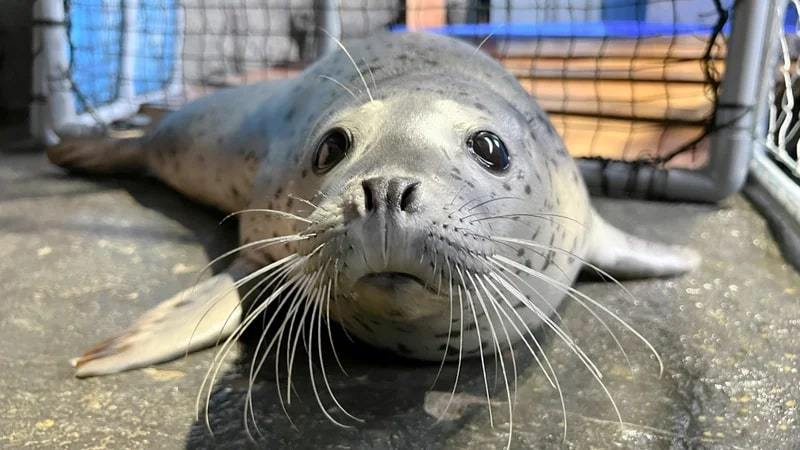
[354,271,444,297]
[358,272,426,289]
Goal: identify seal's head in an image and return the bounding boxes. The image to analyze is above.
[289,75,590,359]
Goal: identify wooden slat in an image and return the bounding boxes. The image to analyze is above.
[519,78,714,122]
[405,0,446,30]
[486,35,725,60]
[501,56,722,83]
[550,113,709,169]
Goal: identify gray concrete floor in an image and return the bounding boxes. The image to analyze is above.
[1,144,799,449]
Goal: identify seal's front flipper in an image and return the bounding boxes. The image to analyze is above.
[72,265,249,378]
[584,212,701,280]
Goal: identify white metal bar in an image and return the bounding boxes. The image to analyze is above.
[31,0,77,145]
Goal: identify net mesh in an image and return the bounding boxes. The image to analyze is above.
[57,0,732,169]
[767,1,800,181]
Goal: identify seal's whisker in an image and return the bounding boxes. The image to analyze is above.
[222,208,314,224]
[306,284,351,427]
[184,234,313,325]
[489,266,624,429]
[243,267,319,430]
[430,254,454,391]
[197,257,300,427]
[317,279,364,423]
[465,195,525,212]
[455,265,494,428]
[320,29,374,102]
[318,75,358,101]
[326,259,348,375]
[491,256,633,376]
[202,247,327,426]
[360,57,378,93]
[285,266,327,403]
[476,275,519,404]
[189,253,301,359]
[481,274,556,388]
[268,285,310,428]
[482,274,569,442]
[472,32,496,55]
[467,212,584,228]
[437,258,465,423]
[198,261,306,433]
[488,270,602,380]
[493,248,661,375]
[242,267,303,439]
[468,271,514,449]
[287,193,328,214]
[309,281,358,428]
[494,237,643,309]
[447,181,470,208]
[245,267,315,413]
[424,245,438,292]
[228,264,307,434]
[186,234,313,315]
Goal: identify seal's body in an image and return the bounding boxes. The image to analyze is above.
[49,32,698,378]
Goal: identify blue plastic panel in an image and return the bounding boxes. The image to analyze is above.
[391,21,720,39]
[133,0,178,96]
[67,0,178,113]
[68,0,123,113]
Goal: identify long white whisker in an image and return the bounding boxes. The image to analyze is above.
[472,32,496,55]
[438,256,465,422]
[244,269,317,434]
[284,264,328,403]
[431,255,454,391]
[489,269,624,429]
[317,279,363,422]
[455,265,494,428]
[242,270,306,439]
[309,279,361,427]
[467,271,514,449]
[221,208,313,224]
[493,252,660,375]
[188,254,300,359]
[319,75,358,101]
[320,29,374,102]
[360,57,378,93]
[481,273,568,441]
[325,259,348,375]
[487,269,602,380]
[197,259,305,433]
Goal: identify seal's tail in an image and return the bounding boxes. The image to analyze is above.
[46,131,148,175]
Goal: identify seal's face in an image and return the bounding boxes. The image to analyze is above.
[287,89,585,359]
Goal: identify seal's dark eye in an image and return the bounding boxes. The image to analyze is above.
[313,128,350,174]
[467,130,510,172]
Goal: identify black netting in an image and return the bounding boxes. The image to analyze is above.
[57,0,733,169]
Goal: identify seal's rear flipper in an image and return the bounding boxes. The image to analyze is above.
[72,267,247,378]
[47,132,148,175]
[584,212,701,280]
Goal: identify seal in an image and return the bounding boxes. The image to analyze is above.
[48,31,699,435]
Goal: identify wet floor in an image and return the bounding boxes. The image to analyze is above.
[1,145,798,449]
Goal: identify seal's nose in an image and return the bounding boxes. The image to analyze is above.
[361,177,420,213]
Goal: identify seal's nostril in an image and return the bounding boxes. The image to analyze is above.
[400,182,419,212]
[362,180,375,212]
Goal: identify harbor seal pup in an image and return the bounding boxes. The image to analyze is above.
[48,31,699,435]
